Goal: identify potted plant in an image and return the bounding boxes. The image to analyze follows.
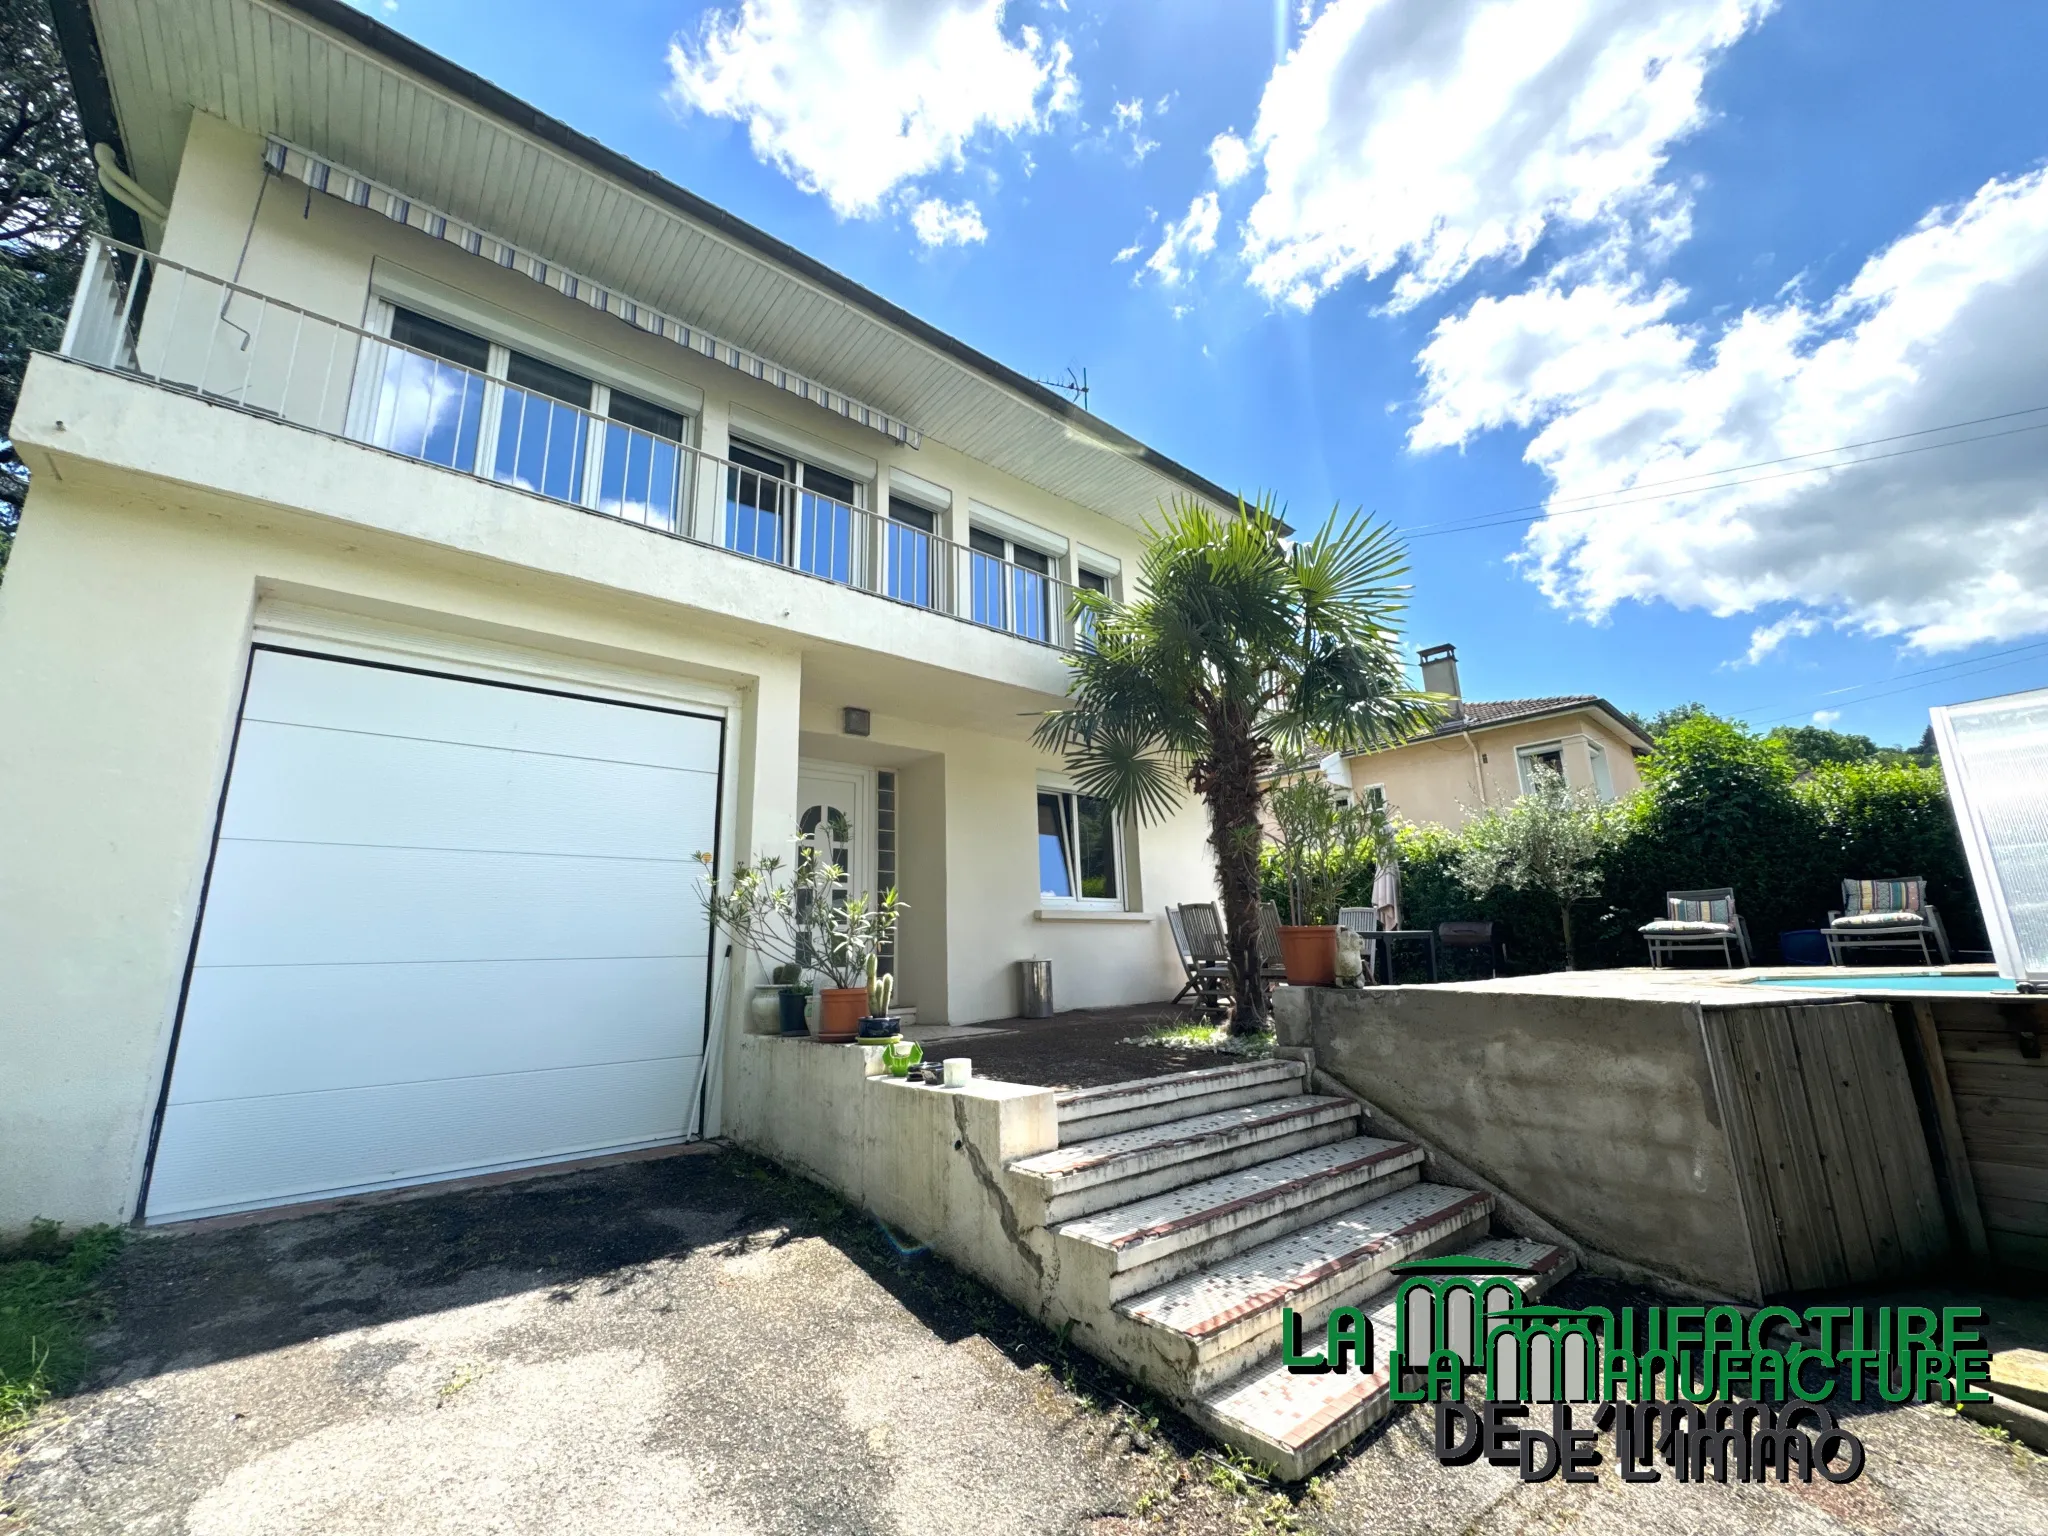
[700,844,904,1042]
[811,884,904,1042]
[771,962,812,1036]
[1267,777,1378,986]
[856,955,899,1043]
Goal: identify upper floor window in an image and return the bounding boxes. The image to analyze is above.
[357,304,695,531]
[724,436,864,582]
[1076,565,1112,646]
[1516,741,1566,794]
[885,495,939,609]
[1587,740,1615,801]
[970,527,1054,643]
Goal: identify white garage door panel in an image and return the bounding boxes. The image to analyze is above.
[168,956,707,1101]
[221,722,719,860]
[192,841,708,967]
[145,649,724,1223]
[146,1055,700,1221]
[245,650,722,769]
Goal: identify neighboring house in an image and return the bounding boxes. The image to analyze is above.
[0,0,1224,1231]
[1344,645,1651,828]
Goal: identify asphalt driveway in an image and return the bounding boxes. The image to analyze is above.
[3,1147,2044,1535]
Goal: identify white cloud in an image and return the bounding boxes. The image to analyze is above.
[668,0,1076,219]
[908,196,988,247]
[1227,0,1772,309]
[1112,98,1144,130]
[1112,241,1144,264]
[1411,169,2048,653]
[1146,192,1221,286]
[1208,132,1251,188]
[1746,614,1818,665]
[1811,710,1842,725]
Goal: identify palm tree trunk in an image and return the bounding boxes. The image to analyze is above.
[1202,712,1269,1032]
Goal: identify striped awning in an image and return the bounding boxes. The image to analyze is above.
[264,136,921,448]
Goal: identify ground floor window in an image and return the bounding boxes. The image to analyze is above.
[1037,788,1121,904]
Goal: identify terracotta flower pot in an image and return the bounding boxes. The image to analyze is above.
[1278,925,1339,987]
[818,987,868,1042]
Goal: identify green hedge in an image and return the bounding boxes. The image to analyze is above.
[1263,714,1985,976]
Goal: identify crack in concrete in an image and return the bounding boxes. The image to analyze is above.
[952,1097,1044,1293]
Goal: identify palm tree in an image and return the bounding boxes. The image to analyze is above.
[1034,496,1435,1029]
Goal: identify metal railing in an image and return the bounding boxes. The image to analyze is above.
[59,236,1086,651]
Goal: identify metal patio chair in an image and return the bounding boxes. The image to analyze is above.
[1824,877,1953,966]
[1640,887,1755,969]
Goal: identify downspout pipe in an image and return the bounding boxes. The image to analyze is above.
[92,143,168,228]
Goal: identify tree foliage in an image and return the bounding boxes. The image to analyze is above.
[1450,766,1618,968]
[1388,710,1983,974]
[2,0,104,547]
[1035,496,1434,1026]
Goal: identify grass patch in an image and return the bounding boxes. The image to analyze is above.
[1126,1021,1276,1059]
[1,1221,125,1434]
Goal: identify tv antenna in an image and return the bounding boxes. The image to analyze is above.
[1037,366,1089,412]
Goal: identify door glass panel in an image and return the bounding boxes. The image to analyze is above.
[366,309,488,471]
[726,442,790,563]
[493,353,592,503]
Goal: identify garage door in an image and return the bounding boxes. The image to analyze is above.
[143,648,722,1222]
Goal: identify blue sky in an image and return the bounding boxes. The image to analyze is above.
[364,0,2048,745]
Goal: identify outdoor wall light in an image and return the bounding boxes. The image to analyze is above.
[843,707,871,737]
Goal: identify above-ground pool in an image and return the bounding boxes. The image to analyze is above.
[1750,973,2020,994]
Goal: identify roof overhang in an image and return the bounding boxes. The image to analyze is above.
[51,0,1240,528]
[1351,697,1655,756]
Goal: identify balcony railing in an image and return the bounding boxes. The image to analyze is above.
[57,237,1087,652]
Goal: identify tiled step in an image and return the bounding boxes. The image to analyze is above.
[1053,1137,1424,1302]
[1055,1059,1308,1142]
[1191,1239,1576,1480]
[1116,1182,1493,1394]
[1008,1095,1360,1225]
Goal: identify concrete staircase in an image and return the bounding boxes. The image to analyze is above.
[1005,1058,1575,1478]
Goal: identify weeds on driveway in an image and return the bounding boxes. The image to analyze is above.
[0,1222,124,1434]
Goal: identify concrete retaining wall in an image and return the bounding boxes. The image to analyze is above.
[1272,984,1766,1298]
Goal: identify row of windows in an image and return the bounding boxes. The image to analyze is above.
[363,304,1117,640]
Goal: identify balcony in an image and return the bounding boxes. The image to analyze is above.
[57,238,1089,653]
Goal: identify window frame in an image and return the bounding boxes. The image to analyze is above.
[1035,778,1127,911]
[1586,739,1616,801]
[358,295,701,525]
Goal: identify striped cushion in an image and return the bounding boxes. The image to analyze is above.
[1668,896,1732,925]
[1842,878,1923,916]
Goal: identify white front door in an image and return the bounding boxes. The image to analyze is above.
[143,648,723,1223]
[795,760,875,904]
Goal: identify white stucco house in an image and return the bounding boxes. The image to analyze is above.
[1,0,1227,1231]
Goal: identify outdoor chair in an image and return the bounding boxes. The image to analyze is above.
[1437,920,1507,979]
[1640,888,1755,969]
[1256,901,1289,988]
[1170,901,1233,1015]
[1824,877,1952,966]
[1336,906,1379,987]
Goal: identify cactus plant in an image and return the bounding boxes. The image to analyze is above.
[865,953,895,1018]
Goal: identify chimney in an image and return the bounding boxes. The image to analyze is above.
[1419,643,1463,720]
